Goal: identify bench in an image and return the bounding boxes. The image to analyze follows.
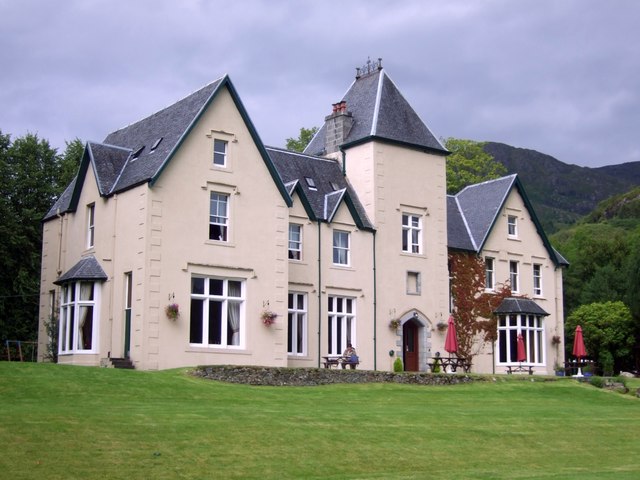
[322,356,359,369]
[506,365,534,375]
[429,356,472,373]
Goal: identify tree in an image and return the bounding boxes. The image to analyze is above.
[444,138,507,194]
[0,131,82,343]
[565,301,635,373]
[448,251,512,362]
[286,126,318,153]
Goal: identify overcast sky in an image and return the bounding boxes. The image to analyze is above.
[1,0,639,168]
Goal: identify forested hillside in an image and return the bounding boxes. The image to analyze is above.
[484,142,640,233]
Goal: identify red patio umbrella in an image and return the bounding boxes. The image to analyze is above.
[516,333,527,363]
[572,325,587,377]
[444,316,458,356]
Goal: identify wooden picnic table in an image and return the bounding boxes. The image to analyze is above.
[322,356,359,369]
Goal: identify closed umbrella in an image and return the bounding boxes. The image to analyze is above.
[444,316,458,374]
[444,316,458,355]
[572,325,587,377]
[516,333,527,364]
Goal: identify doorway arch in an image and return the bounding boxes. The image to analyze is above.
[400,311,431,372]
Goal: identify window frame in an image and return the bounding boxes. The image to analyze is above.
[288,224,302,261]
[533,263,542,296]
[87,203,95,249]
[497,314,545,365]
[401,213,422,254]
[509,260,519,292]
[332,230,350,266]
[485,257,495,290]
[213,138,228,167]
[507,215,518,238]
[189,276,245,349]
[209,192,229,242]
[327,295,356,356]
[287,292,307,356]
[59,281,99,354]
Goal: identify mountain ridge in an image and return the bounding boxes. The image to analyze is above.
[483,142,640,232]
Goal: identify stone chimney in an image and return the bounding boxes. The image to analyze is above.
[324,100,353,154]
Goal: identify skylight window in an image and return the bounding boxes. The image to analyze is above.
[305,177,317,190]
[131,146,145,160]
[150,137,163,152]
[330,182,340,191]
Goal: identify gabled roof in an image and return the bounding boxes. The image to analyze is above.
[267,147,374,230]
[44,76,292,222]
[447,174,568,267]
[304,67,448,156]
[54,255,108,285]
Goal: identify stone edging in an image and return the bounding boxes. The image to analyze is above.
[191,365,486,386]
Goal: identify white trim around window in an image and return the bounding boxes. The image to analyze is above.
[507,215,518,238]
[189,276,244,348]
[509,260,519,293]
[288,292,307,356]
[533,263,542,296]
[209,192,229,242]
[59,281,100,354]
[327,295,356,356]
[332,230,350,266]
[213,138,228,167]
[497,314,545,365]
[86,203,95,249]
[288,224,302,260]
[402,213,422,254]
[485,257,495,290]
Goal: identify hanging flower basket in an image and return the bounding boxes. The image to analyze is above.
[261,310,277,326]
[551,335,562,345]
[436,322,447,332]
[389,318,401,330]
[165,303,179,320]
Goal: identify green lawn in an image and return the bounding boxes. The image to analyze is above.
[1,363,639,479]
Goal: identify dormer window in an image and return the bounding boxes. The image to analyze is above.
[305,177,317,191]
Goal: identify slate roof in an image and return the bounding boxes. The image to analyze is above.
[103,79,223,192]
[54,255,108,285]
[494,297,550,316]
[304,68,448,156]
[43,76,291,222]
[267,146,374,230]
[447,174,569,267]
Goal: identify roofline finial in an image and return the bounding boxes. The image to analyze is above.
[355,57,383,79]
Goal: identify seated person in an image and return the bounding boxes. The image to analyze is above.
[341,343,358,369]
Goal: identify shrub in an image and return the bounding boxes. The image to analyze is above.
[393,357,403,372]
[589,376,605,388]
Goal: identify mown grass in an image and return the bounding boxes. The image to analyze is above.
[1,362,639,479]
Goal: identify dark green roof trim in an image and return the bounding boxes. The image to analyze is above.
[288,180,318,221]
[149,76,292,207]
[341,190,376,232]
[478,176,566,268]
[66,145,93,215]
[341,134,451,157]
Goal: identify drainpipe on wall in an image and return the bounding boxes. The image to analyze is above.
[340,148,346,177]
[373,231,377,370]
[317,220,322,368]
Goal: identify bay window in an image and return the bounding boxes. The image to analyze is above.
[59,281,99,353]
[497,314,545,365]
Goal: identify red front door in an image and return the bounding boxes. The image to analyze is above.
[403,320,420,371]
